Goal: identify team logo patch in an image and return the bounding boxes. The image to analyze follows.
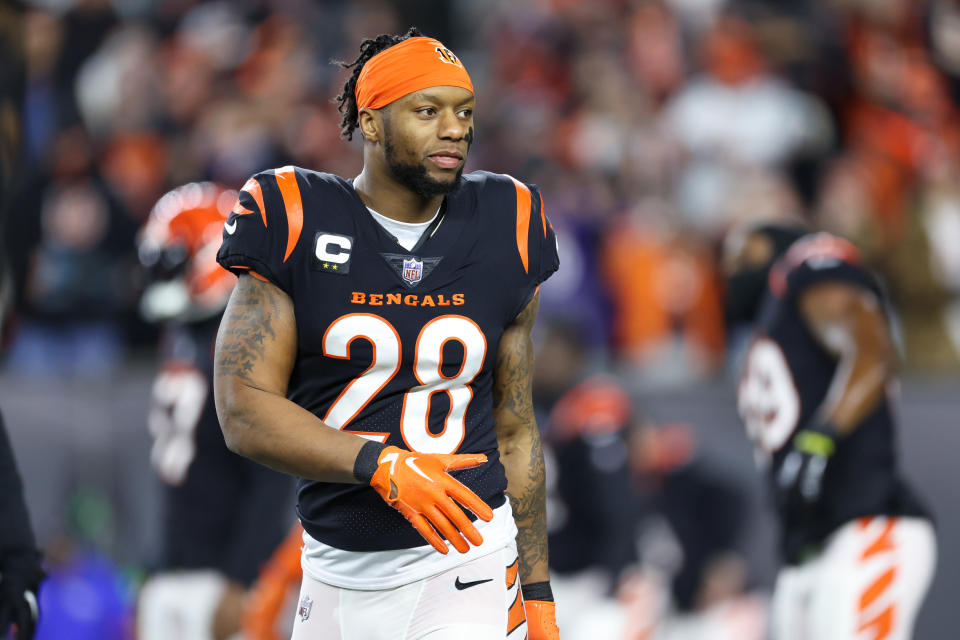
[312,231,353,275]
[403,257,423,284]
[298,594,313,622]
[380,253,443,289]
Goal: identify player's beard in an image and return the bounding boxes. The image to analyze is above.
[384,131,463,199]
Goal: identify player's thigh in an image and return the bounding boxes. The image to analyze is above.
[292,572,432,640]
[810,516,936,640]
[408,544,523,640]
[770,563,812,640]
[289,573,344,640]
[137,571,226,640]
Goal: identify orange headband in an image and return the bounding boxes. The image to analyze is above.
[355,37,474,110]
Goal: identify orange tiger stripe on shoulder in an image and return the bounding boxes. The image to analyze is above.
[539,192,547,239]
[236,177,268,228]
[510,177,532,274]
[274,166,304,263]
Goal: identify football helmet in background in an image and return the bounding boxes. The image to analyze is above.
[138,182,236,323]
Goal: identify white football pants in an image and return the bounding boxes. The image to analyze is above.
[290,542,526,640]
[772,516,936,640]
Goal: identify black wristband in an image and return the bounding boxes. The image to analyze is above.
[521,580,553,602]
[353,441,388,483]
[809,419,840,438]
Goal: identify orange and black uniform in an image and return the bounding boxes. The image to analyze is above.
[217,166,559,552]
[745,234,931,564]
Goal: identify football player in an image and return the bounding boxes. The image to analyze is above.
[213,29,561,640]
[725,225,936,640]
[136,182,293,640]
[0,410,43,640]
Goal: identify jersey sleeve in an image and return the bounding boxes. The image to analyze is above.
[528,184,560,287]
[507,179,560,318]
[216,169,298,293]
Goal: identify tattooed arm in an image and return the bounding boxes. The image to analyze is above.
[493,292,550,584]
[213,274,366,482]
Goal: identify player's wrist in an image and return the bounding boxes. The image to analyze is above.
[353,440,389,483]
[521,580,554,602]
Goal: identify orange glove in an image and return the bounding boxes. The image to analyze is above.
[524,600,560,640]
[368,445,494,554]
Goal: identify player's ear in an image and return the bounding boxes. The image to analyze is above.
[357,108,381,143]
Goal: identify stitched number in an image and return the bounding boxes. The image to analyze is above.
[322,314,401,442]
[737,338,800,455]
[321,314,486,453]
[148,366,207,485]
[401,316,487,453]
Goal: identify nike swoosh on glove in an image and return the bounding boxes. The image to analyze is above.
[369,446,494,554]
[524,600,560,640]
[777,421,837,526]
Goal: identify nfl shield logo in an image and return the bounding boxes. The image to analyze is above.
[298,594,313,622]
[402,257,424,284]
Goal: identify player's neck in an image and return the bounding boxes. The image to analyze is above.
[353,168,444,224]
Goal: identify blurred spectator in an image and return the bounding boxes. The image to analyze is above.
[601,203,726,388]
[663,14,832,236]
[6,125,132,378]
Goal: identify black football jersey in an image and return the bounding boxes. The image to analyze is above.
[150,317,293,584]
[738,233,929,563]
[217,166,559,551]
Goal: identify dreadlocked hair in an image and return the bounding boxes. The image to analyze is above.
[334,27,424,140]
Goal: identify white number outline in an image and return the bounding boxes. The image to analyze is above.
[322,314,401,443]
[148,365,208,485]
[320,313,486,454]
[737,337,801,455]
[401,315,487,453]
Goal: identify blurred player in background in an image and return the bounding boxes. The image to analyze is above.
[214,28,560,639]
[0,411,43,640]
[534,320,763,640]
[725,225,936,639]
[136,182,292,640]
[533,321,639,613]
[0,6,43,638]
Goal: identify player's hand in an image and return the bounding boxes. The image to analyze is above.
[777,422,837,523]
[524,600,560,640]
[0,562,44,640]
[368,446,494,554]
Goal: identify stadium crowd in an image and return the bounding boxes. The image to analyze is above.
[7,0,960,381]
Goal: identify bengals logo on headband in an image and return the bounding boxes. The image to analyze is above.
[435,46,463,67]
